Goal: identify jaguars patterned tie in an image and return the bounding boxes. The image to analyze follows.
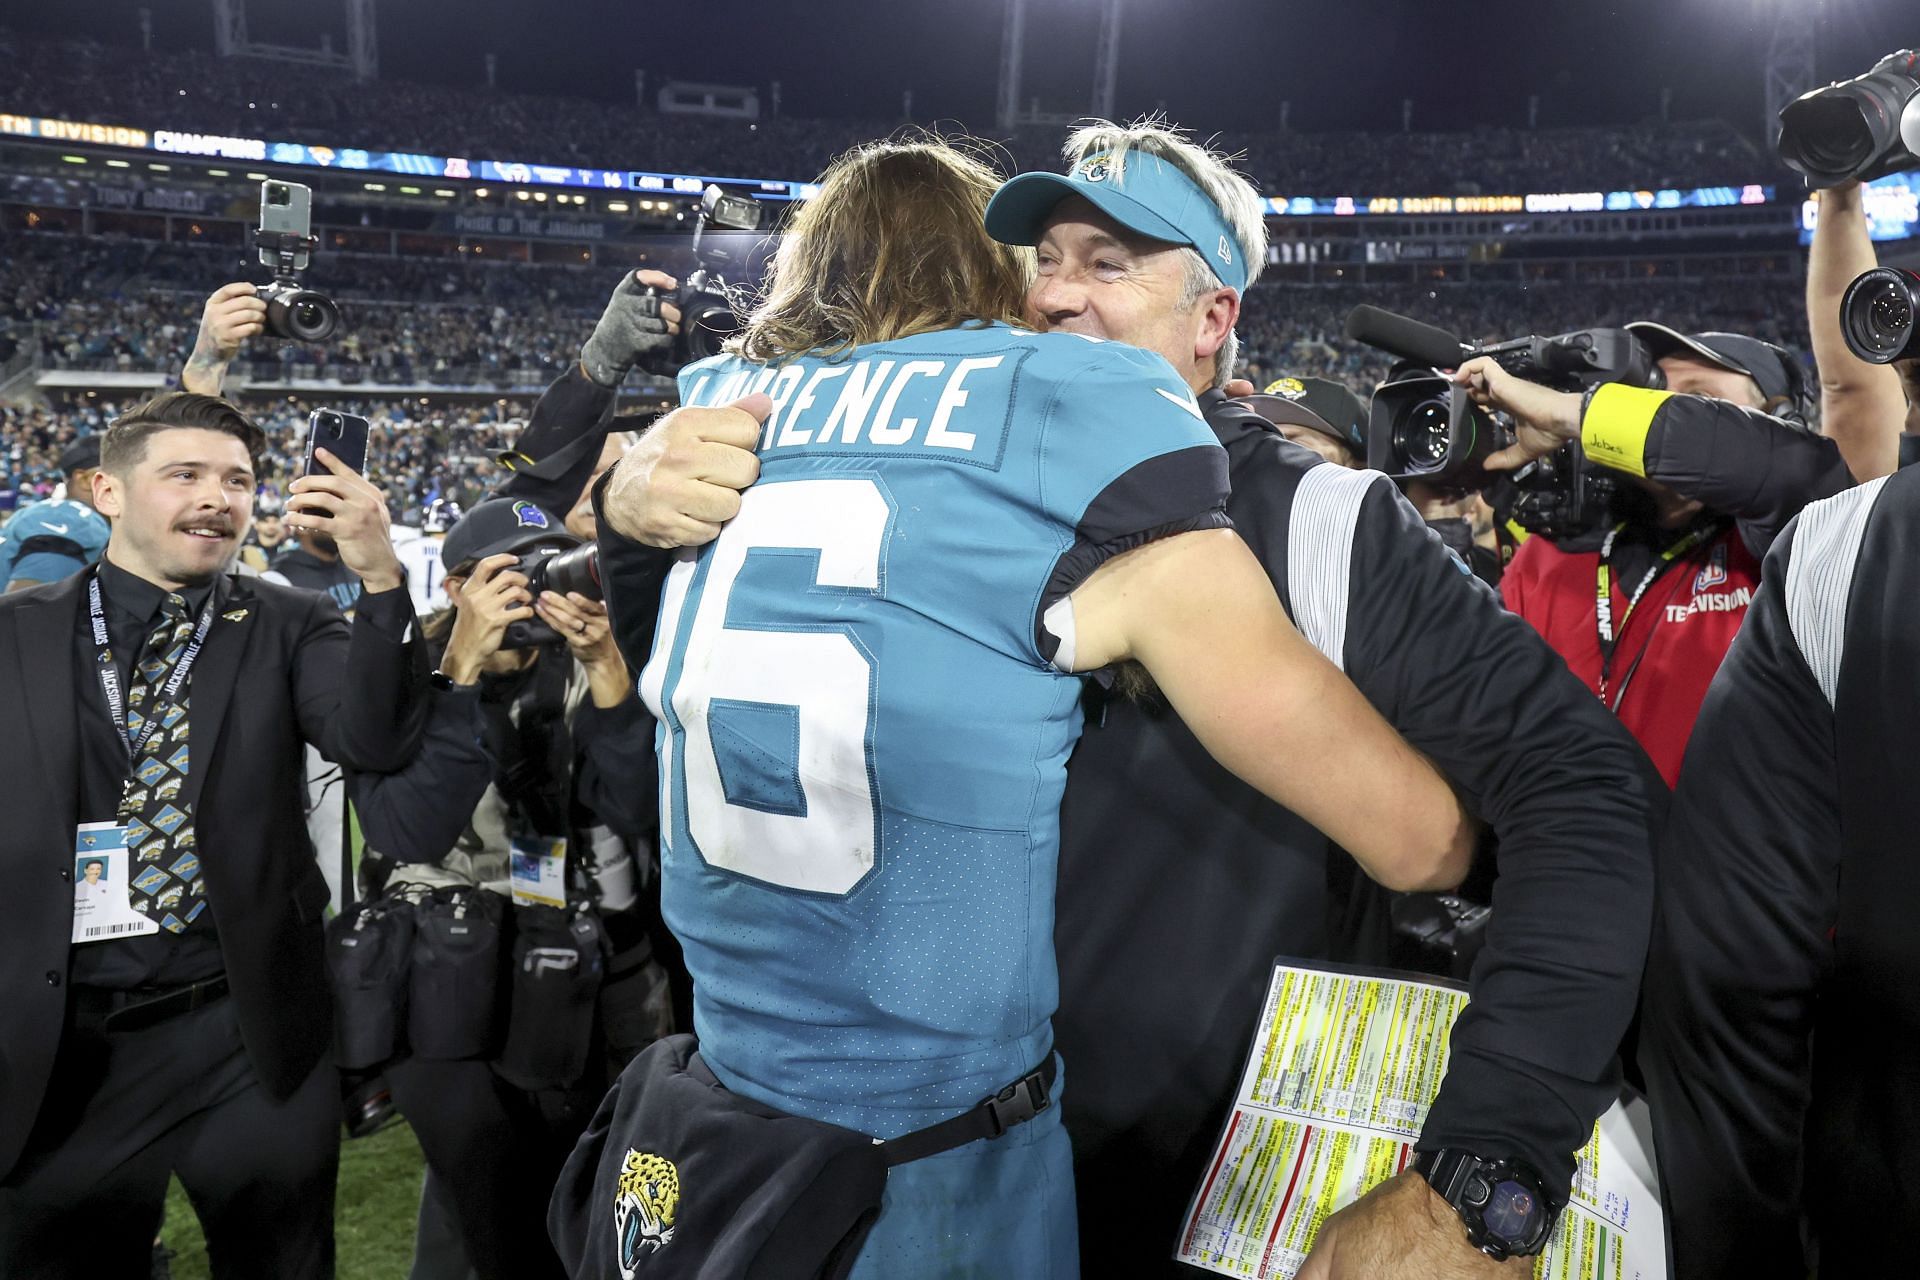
[118,593,206,934]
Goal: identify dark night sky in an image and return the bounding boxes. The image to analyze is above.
[8,0,1912,141]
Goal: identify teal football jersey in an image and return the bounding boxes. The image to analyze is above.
[0,497,110,586]
[641,322,1228,1135]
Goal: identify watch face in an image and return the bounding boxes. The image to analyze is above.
[1481,1179,1545,1244]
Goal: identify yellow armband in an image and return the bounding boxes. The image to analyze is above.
[1580,383,1674,479]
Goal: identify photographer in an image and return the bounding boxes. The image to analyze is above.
[344,496,666,1280]
[1466,330,1854,784]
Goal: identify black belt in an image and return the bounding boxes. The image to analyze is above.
[879,1054,1057,1167]
[74,974,231,1034]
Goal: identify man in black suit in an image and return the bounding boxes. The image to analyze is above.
[0,392,425,1278]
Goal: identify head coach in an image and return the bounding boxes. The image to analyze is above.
[0,392,426,1277]
[586,119,1661,1277]
[982,120,1659,1277]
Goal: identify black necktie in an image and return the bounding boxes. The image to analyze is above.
[119,593,206,934]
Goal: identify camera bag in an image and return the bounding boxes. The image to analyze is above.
[408,885,506,1060]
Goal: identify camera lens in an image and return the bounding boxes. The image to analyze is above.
[1782,97,1877,181]
[1392,398,1453,474]
[265,287,341,343]
[683,296,744,363]
[1867,286,1912,346]
[1841,267,1920,364]
[541,543,602,601]
[1779,54,1920,186]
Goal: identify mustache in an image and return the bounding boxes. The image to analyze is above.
[173,517,237,535]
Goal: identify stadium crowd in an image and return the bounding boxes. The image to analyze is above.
[1,27,1764,194]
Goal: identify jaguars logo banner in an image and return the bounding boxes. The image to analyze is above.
[613,1148,679,1277]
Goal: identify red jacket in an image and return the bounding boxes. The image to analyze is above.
[1503,524,1759,786]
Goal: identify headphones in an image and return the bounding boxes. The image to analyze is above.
[1755,339,1814,430]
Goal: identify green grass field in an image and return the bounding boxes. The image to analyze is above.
[160,1119,427,1279]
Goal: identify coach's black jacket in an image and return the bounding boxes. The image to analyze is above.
[1054,393,1662,1270]
[1638,464,1920,1277]
[0,570,425,1179]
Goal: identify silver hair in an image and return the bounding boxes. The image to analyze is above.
[1062,117,1268,388]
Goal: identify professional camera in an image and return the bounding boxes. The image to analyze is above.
[644,184,766,372]
[1348,306,1661,539]
[502,541,603,650]
[1778,50,1920,188]
[254,180,340,343]
[1840,266,1920,365]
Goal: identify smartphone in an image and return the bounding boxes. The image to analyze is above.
[258,180,314,272]
[304,409,370,479]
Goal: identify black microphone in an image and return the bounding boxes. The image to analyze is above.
[1343,305,1472,369]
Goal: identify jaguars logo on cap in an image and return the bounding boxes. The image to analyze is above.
[511,500,551,530]
[613,1149,679,1277]
[1266,378,1309,400]
[1076,152,1116,184]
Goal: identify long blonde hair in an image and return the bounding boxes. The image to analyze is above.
[733,137,1033,364]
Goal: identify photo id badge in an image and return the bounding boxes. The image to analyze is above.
[509,835,568,909]
[72,821,160,944]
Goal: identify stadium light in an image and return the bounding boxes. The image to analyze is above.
[474,187,489,198]
[148,163,170,172]
[608,201,630,212]
[399,185,421,194]
[365,182,386,191]
[245,172,267,180]
[207,169,229,177]
[61,155,87,164]
[434,189,456,197]
[515,191,531,201]
[106,159,129,168]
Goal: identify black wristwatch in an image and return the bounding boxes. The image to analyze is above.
[1412,1148,1560,1260]
[428,668,474,691]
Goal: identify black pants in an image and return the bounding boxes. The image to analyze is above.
[388,1057,599,1280]
[0,993,340,1279]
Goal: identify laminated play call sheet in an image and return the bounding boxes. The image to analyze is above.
[1174,963,1665,1279]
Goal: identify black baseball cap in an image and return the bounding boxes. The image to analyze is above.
[1239,376,1368,456]
[1625,323,1809,417]
[58,437,101,475]
[440,497,576,574]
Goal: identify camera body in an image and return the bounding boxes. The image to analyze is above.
[644,184,766,372]
[501,542,603,650]
[255,180,341,343]
[1778,50,1920,189]
[1363,323,1661,540]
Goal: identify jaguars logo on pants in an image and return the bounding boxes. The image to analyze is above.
[613,1149,679,1277]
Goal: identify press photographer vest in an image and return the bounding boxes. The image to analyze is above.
[1502,522,1759,786]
